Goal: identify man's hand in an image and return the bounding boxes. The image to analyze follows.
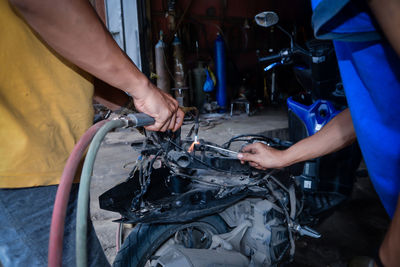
[238,143,286,170]
[132,82,184,132]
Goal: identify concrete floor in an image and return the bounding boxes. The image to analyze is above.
[289,168,390,267]
[90,108,390,266]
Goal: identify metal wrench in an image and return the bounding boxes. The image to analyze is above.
[203,144,239,158]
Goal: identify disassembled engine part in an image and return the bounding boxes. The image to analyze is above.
[100,129,321,266]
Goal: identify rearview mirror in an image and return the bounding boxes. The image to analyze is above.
[255,12,279,28]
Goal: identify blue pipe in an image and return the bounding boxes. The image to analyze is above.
[214,34,227,112]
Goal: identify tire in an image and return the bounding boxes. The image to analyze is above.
[113,215,229,267]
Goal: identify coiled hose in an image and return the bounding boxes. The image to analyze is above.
[76,113,154,267]
[48,113,154,267]
[76,119,126,267]
[48,120,108,267]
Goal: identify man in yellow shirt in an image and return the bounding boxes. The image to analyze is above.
[0,0,184,265]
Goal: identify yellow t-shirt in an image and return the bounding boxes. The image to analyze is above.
[0,0,94,188]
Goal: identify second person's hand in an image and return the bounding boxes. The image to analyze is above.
[237,142,287,170]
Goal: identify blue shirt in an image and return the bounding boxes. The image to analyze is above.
[312,0,400,217]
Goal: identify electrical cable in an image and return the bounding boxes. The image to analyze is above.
[48,119,108,267]
[222,134,276,148]
[76,119,126,267]
[265,178,296,259]
[131,150,163,210]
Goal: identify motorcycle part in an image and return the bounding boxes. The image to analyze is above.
[113,215,228,267]
[100,133,296,224]
[290,223,321,238]
[100,128,319,266]
[215,194,308,266]
[255,11,279,28]
[153,246,249,267]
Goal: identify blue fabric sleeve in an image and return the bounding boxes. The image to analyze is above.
[311,0,381,41]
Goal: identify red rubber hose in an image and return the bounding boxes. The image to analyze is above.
[48,120,108,267]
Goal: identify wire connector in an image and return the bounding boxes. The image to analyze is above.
[117,113,156,128]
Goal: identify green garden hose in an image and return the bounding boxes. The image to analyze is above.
[76,119,126,267]
[76,113,155,267]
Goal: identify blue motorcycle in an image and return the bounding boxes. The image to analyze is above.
[256,11,361,218]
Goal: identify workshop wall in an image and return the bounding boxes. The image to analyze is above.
[150,0,312,52]
[148,0,313,109]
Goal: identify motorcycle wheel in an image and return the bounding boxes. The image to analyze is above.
[113,215,229,267]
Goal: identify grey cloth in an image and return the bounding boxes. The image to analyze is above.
[0,184,110,267]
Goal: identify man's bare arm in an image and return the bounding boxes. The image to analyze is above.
[93,80,131,111]
[280,108,356,166]
[9,0,184,131]
[368,0,400,57]
[238,109,356,169]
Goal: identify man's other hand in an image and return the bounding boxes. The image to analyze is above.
[237,142,286,170]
